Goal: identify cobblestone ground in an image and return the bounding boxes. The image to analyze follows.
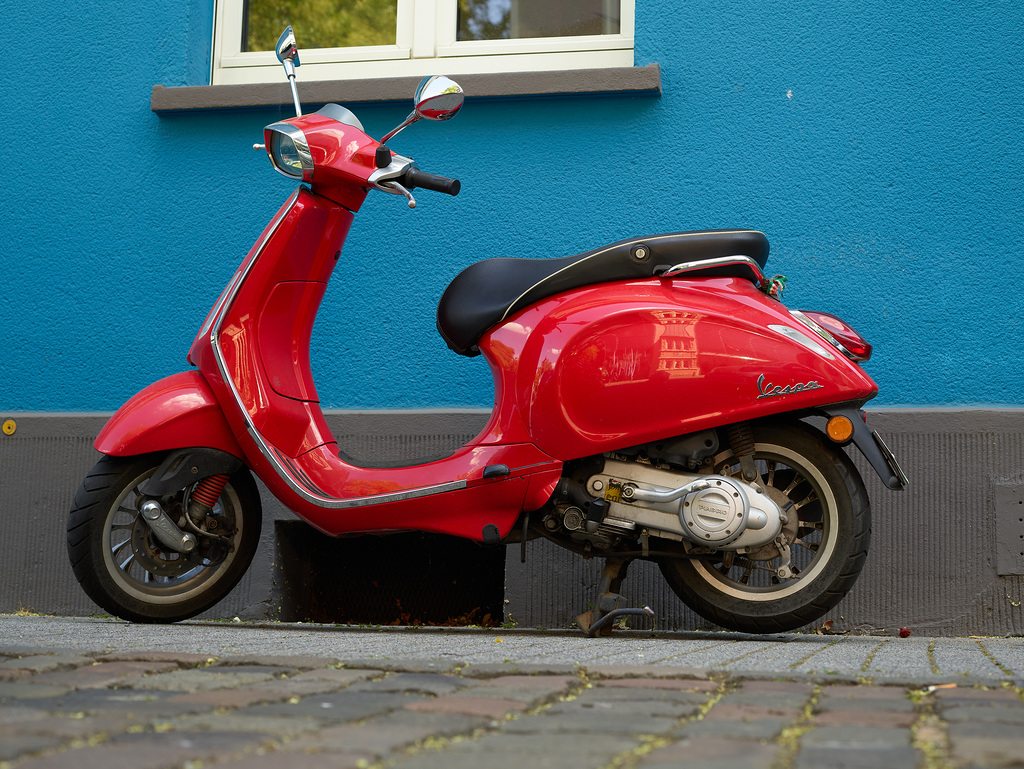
[3,645,1024,768]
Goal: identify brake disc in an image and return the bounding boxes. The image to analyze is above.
[129,517,195,577]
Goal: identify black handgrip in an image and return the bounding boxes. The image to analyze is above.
[404,168,461,196]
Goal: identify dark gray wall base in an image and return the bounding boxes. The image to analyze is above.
[3,408,1023,636]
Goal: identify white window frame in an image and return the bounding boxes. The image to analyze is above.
[212,0,635,85]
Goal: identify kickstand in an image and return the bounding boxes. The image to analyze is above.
[575,556,655,637]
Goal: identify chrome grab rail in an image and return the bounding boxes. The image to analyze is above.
[657,254,767,287]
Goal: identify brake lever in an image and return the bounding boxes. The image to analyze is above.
[369,153,418,209]
[378,180,417,209]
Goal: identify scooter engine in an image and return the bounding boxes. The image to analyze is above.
[582,459,785,551]
[676,478,751,545]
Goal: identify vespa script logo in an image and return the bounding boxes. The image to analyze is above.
[756,374,824,400]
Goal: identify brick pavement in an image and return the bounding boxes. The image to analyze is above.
[2,645,1024,768]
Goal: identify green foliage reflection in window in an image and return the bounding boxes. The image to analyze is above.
[243,0,398,52]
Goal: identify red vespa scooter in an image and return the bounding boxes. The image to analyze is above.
[67,28,905,635]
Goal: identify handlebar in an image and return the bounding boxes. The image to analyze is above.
[402,167,461,196]
[368,157,460,209]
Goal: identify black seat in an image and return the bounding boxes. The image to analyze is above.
[436,229,769,356]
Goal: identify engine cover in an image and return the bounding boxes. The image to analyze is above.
[680,478,749,546]
[586,459,783,551]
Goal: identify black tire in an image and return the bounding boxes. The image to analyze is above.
[658,421,871,634]
[67,453,262,623]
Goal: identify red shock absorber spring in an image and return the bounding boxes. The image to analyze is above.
[191,474,229,508]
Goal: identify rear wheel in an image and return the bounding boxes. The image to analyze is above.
[658,421,870,634]
[67,453,262,623]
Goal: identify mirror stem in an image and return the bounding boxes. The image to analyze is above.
[380,111,417,146]
[287,71,302,117]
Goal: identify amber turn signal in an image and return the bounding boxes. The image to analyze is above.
[826,415,855,444]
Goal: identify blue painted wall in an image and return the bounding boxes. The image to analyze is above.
[2,1,1021,412]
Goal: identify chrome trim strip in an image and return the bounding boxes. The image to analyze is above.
[206,189,300,351]
[272,445,331,497]
[789,310,858,361]
[248,425,467,509]
[498,231,767,323]
[208,188,469,510]
[767,324,836,360]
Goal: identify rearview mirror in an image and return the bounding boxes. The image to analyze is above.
[276,26,302,116]
[276,26,301,70]
[412,75,465,122]
[381,76,464,145]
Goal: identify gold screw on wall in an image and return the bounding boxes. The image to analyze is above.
[2,419,16,436]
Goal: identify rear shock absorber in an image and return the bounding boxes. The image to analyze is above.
[725,422,758,482]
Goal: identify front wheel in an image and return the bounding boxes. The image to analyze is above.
[67,453,262,623]
[658,421,871,634]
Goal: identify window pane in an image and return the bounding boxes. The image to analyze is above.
[457,0,619,41]
[243,0,398,52]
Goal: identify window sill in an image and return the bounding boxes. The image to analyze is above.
[151,64,661,113]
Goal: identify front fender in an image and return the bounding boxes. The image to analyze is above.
[95,371,243,459]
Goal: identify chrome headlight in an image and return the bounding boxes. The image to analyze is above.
[264,122,314,181]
